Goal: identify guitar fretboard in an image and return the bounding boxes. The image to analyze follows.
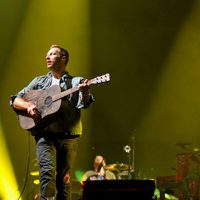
[52,79,93,102]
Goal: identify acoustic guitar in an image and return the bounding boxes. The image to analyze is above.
[18,73,110,131]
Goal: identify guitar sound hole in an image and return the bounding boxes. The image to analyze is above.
[44,96,52,107]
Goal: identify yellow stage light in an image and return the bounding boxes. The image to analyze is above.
[0,120,21,200]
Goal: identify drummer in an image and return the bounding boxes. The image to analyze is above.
[81,155,116,182]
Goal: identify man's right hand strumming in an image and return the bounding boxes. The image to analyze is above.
[13,97,41,117]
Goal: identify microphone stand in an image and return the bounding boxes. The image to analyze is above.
[123,145,132,179]
[123,136,135,179]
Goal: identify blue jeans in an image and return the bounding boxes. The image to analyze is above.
[36,134,78,200]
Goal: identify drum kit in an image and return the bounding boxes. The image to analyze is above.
[104,163,131,179]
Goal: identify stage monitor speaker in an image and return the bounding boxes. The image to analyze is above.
[82,179,155,200]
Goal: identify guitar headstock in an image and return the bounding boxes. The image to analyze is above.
[90,73,111,85]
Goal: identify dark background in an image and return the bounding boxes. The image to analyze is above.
[1,0,200,198]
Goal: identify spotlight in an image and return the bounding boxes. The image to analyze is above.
[123,145,131,153]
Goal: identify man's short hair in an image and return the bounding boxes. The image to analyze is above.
[50,44,69,65]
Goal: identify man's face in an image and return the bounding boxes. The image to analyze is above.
[94,156,106,166]
[46,47,64,71]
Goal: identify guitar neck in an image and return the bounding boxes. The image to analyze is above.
[52,79,93,102]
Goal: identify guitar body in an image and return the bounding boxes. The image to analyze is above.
[18,85,61,131]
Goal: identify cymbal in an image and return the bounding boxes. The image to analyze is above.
[104,164,118,171]
[116,163,129,171]
[104,163,129,171]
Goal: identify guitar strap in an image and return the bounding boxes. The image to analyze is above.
[66,75,73,90]
[66,75,79,106]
